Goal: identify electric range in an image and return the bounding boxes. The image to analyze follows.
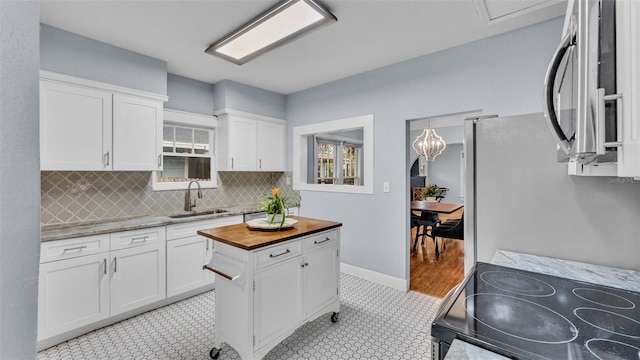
[431,262,640,360]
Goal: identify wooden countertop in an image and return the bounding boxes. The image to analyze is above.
[197,216,342,251]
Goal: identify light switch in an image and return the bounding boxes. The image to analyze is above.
[383,182,390,192]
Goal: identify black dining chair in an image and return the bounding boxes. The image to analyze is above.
[429,213,464,256]
[411,211,441,253]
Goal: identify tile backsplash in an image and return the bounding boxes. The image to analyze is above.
[41,171,300,225]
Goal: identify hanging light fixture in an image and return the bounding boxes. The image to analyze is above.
[412,123,446,161]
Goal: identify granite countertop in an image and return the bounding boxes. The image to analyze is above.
[443,250,640,359]
[40,204,266,242]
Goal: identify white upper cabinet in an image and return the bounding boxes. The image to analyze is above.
[39,71,167,171]
[216,109,285,171]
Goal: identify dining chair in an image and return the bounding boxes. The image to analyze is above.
[429,213,464,255]
[411,210,441,253]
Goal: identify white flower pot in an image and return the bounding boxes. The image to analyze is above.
[266,213,285,224]
[425,197,437,202]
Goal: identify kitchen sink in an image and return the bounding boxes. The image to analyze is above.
[168,209,229,218]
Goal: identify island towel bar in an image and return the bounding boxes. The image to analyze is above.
[203,265,239,281]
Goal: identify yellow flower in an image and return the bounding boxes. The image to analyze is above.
[272,188,279,198]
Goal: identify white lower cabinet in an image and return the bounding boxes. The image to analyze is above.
[38,252,109,341]
[210,228,340,360]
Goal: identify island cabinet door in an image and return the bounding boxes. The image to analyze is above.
[304,243,340,318]
[253,257,303,351]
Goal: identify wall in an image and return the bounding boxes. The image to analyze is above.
[427,144,463,202]
[213,79,286,119]
[0,1,40,358]
[166,73,215,115]
[40,24,167,95]
[285,18,565,285]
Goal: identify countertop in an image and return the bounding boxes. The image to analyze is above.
[197,216,342,251]
[40,204,265,242]
[443,250,640,360]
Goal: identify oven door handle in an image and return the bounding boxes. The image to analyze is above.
[544,31,575,155]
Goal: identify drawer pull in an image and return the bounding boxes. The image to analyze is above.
[130,236,148,243]
[269,249,291,258]
[314,237,332,245]
[203,265,239,281]
[62,245,87,253]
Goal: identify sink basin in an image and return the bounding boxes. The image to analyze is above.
[168,209,229,218]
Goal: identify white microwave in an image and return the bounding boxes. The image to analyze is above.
[544,0,640,178]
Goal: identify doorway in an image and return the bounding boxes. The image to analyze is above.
[406,111,478,298]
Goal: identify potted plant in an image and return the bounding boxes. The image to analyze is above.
[259,188,289,227]
[422,184,440,202]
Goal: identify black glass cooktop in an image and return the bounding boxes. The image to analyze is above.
[431,262,640,360]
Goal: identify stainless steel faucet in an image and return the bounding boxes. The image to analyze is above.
[184,181,203,211]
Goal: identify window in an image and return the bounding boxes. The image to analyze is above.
[152,110,217,190]
[293,114,373,194]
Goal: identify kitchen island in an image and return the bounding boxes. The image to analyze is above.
[198,216,342,360]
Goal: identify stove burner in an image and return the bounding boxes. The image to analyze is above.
[573,288,636,309]
[479,270,555,297]
[586,339,640,360]
[465,293,578,344]
[574,307,640,338]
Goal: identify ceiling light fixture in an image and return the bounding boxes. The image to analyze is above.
[205,0,337,65]
[412,123,446,161]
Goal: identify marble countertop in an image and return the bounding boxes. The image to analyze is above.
[443,250,640,359]
[40,204,265,242]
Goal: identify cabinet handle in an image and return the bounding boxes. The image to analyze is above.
[314,237,332,245]
[203,265,239,281]
[113,257,117,273]
[104,151,110,166]
[130,236,148,243]
[158,154,162,168]
[231,157,234,169]
[206,239,210,251]
[103,258,107,275]
[269,249,291,258]
[301,262,309,268]
[259,159,262,169]
[62,245,87,253]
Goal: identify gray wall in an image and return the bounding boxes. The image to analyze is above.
[0,1,41,358]
[213,79,286,119]
[166,73,215,115]
[427,144,463,203]
[40,24,167,95]
[285,18,564,281]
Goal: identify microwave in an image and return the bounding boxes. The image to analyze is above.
[544,0,640,178]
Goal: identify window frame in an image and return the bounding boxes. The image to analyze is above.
[152,109,218,191]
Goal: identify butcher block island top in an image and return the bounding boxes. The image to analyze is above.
[197,216,342,251]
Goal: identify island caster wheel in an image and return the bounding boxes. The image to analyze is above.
[331,312,339,323]
[210,347,220,359]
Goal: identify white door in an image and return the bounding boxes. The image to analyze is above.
[257,122,285,171]
[40,81,112,171]
[304,245,339,318]
[110,243,166,315]
[38,253,109,340]
[228,117,257,170]
[166,236,213,297]
[112,94,162,171]
[253,257,303,350]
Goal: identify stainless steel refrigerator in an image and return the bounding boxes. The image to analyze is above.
[462,113,640,273]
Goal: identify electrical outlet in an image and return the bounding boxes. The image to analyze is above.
[383,182,390,193]
[286,176,291,185]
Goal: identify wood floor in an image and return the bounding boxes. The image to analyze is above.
[409,209,465,298]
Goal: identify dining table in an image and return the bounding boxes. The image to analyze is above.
[410,201,463,214]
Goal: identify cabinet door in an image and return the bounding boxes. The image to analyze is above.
[38,253,109,340]
[257,121,285,171]
[40,81,112,171]
[253,257,303,350]
[112,94,163,171]
[110,243,166,316]
[166,236,213,297]
[304,245,339,318]
[229,117,258,170]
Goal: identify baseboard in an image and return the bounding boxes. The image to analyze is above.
[340,262,409,292]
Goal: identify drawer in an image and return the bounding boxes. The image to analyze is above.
[167,215,242,240]
[254,240,302,270]
[110,226,166,251]
[304,230,339,252]
[40,234,109,263]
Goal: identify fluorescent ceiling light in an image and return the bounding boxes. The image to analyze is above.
[205,0,337,65]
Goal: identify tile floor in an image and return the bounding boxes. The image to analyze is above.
[37,274,441,359]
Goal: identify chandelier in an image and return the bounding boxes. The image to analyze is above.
[412,128,446,161]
